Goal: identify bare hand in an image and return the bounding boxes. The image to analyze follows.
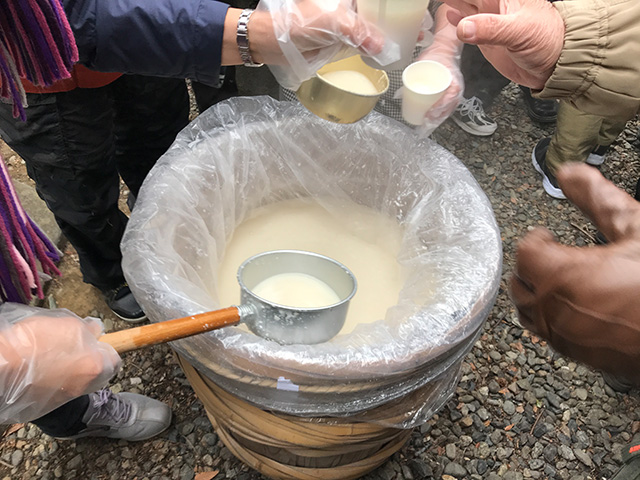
[442,0,564,89]
[510,163,640,381]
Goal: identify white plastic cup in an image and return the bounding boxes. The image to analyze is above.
[401,60,452,126]
[357,0,431,71]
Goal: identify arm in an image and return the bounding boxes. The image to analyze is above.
[541,0,640,120]
[64,0,393,89]
[64,0,229,85]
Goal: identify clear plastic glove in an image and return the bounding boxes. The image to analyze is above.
[510,163,640,382]
[0,303,121,423]
[442,0,564,90]
[255,0,400,90]
[410,4,464,136]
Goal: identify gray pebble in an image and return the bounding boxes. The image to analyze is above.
[443,462,467,478]
[445,443,457,459]
[11,449,23,466]
[503,400,516,415]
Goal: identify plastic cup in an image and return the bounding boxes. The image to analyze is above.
[401,60,452,126]
[357,0,431,71]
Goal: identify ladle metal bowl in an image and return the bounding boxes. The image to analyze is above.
[100,250,357,352]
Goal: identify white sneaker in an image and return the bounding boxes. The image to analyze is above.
[62,390,172,441]
[451,96,498,136]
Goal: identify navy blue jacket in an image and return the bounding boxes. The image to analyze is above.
[63,0,230,86]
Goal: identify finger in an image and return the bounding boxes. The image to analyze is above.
[341,11,385,55]
[456,13,521,46]
[514,228,568,289]
[84,316,105,337]
[556,163,640,241]
[445,7,465,26]
[442,0,478,19]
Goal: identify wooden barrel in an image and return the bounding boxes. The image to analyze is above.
[177,355,413,480]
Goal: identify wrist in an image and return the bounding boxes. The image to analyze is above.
[243,10,275,65]
[237,9,264,67]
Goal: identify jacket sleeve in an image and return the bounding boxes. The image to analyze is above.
[63,0,229,86]
[536,0,640,120]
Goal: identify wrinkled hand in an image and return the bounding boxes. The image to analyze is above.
[0,305,121,422]
[256,0,399,89]
[442,0,564,89]
[510,163,640,381]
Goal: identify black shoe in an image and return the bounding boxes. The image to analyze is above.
[594,230,608,245]
[531,138,566,199]
[520,86,558,123]
[602,371,634,393]
[103,284,146,323]
[127,192,136,211]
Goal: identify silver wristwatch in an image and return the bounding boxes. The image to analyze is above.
[237,9,263,67]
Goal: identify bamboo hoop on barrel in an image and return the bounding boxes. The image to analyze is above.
[177,355,414,479]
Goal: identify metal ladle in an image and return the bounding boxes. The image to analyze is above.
[100,250,357,353]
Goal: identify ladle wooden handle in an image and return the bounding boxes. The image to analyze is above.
[99,307,241,353]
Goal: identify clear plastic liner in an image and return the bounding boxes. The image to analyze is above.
[122,96,501,427]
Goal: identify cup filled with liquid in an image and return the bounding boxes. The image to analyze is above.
[401,59,452,125]
[296,55,389,124]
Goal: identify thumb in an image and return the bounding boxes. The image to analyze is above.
[456,13,520,46]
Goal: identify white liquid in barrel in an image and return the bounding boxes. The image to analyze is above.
[251,273,340,308]
[321,70,379,96]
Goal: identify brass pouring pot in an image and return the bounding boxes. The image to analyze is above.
[296,56,390,124]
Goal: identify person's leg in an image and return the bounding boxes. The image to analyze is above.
[0,88,127,292]
[460,44,510,108]
[532,101,605,199]
[519,85,558,124]
[453,45,509,136]
[110,75,190,198]
[31,390,172,441]
[597,118,627,147]
[545,101,604,171]
[31,396,89,437]
[584,117,628,166]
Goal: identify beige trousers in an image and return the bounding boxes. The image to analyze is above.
[546,101,627,172]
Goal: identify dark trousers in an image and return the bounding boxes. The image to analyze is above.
[0,75,189,291]
[460,44,510,109]
[31,395,89,437]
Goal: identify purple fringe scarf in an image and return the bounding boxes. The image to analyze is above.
[0,156,61,303]
[0,0,78,120]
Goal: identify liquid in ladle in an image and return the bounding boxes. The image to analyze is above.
[320,70,379,96]
[251,272,340,308]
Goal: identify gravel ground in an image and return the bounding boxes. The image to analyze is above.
[1,82,639,480]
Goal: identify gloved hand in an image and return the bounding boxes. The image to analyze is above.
[0,303,121,423]
[412,4,464,136]
[510,163,640,382]
[442,0,564,90]
[255,0,400,90]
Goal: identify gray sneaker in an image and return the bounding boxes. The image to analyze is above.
[451,96,498,136]
[63,390,172,441]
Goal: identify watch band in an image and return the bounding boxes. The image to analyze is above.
[237,9,263,67]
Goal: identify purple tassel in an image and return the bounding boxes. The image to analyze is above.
[0,155,61,303]
[0,0,78,120]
